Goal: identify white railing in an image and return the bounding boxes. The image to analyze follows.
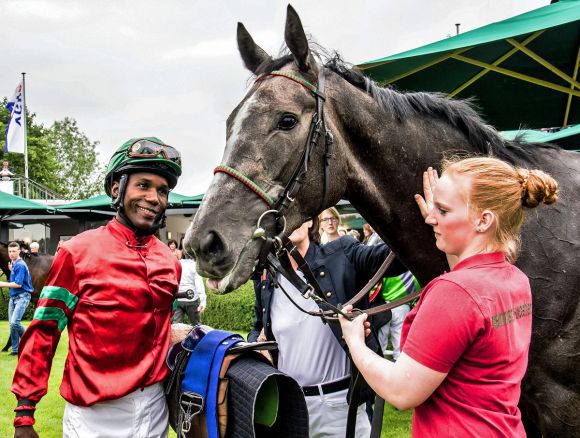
[10,176,63,200]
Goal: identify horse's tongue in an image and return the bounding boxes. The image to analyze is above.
[206,278,221,291]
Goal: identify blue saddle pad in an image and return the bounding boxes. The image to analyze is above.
[181,329,243,438]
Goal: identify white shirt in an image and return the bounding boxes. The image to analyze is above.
[178,258,206,306]
[367,232,384,246]
[270,272,349,387]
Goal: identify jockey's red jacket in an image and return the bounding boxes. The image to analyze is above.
[12,218,181,407]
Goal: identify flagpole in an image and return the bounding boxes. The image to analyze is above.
[21,72,29,199]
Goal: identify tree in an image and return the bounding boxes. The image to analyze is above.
[1,100,103,199]
[0,98,61,193]
[46,117,104,199]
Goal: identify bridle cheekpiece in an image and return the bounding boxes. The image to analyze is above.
[214,68,333,238]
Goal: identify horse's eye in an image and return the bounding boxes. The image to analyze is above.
[277,114,297,131]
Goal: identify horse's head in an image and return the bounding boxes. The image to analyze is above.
[185,5,346,292]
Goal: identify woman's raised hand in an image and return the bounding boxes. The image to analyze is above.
[414,167,439,219]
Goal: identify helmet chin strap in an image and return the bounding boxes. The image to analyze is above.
[112,174,129,209]
[112,173,167,237]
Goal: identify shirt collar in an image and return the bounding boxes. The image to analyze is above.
[107,218,154,247]
[452,251,506,272]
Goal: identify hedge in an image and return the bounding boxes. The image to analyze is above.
[201,281,255,331]
[0,279,256,333]
[0,271,35,320]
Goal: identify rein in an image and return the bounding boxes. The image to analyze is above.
[268,236,421,322]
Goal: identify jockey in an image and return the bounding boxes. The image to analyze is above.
[12,138,182,438]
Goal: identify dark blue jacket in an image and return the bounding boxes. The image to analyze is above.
[248,236,407,354]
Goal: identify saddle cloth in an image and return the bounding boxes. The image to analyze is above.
[165,325,308,438]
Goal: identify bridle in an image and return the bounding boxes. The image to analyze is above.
[214,68,421,322]
[214,66,420,438]
[214,68,333,222]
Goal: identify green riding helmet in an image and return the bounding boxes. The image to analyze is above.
[104,137,182,196]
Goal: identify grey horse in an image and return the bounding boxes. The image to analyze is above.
[185,5,580,436]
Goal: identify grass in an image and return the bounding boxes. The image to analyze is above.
[1,321,67,438]
[0,321,411,437]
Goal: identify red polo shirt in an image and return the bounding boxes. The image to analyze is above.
[12,219,181,407]
[401,252,531,437]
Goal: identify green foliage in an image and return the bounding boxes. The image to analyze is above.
[0,99,103,199]
[1,273,36,320]
[0,97,60,192]
[46,117,104,199]
[202,281,256,332]
[0,294,35,320]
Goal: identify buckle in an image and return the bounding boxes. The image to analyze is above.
[179,392,204,434]
[301,284,315,299]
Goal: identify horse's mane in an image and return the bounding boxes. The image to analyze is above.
[324,55,509,155]
[254,49,560,161]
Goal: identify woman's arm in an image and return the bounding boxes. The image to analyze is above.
[340,306,446,410]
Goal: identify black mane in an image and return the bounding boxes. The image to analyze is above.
[324,56,507,155]
[252,51,560,162]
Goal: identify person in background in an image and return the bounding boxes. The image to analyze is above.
[340,157,559,436]
[250,218,407,437]
[319,207,342,244]
[363,223,420,360]
[364,224,384,246]
[338,225,349,237]
[174,252,206,325]
[29,242,40,255]
[0,242,33,356]
[1,159,14,180]
[167,239,182,260]
[11,137,182,438]
[375,272,420,360]
[348,229,361,242]
[362,223,373,244]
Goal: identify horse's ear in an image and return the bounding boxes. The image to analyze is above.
[285,5,316,73]
[237,22,271,74]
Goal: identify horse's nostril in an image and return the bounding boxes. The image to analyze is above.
[200,231,225,259]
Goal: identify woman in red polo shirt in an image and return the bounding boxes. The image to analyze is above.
[340,156,559,437]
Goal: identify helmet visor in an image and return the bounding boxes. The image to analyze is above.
[127,139,182,167]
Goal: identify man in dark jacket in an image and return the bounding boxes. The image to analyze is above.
[249,218,406,437]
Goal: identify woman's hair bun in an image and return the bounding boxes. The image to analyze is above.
[517,168,559,208]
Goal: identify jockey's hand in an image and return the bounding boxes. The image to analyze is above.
[414,166,439,219]
[170,323,193,346]
[14,425,39,438]
[338,305,371,349]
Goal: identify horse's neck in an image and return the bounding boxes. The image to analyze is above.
[328,81,474,283]
[0,247,9,278]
